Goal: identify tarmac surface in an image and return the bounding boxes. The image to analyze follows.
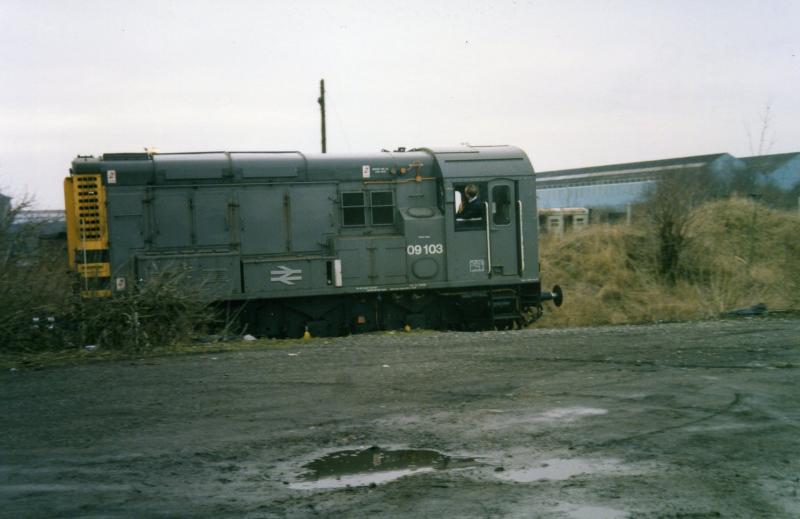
[2,318,799,518]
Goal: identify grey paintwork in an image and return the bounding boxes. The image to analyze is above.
[72,145,541,301]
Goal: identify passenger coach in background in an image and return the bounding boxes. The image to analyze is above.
[64,145,562,337]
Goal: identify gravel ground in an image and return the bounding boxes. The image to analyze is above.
[1,318,799,518]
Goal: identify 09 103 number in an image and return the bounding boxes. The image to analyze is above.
[407,243,444,255]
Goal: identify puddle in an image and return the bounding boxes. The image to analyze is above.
[289,446,474,490]
[496,458,622,483]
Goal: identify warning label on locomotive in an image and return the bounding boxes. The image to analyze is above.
[469,259,485,272]
[362,165,370,179]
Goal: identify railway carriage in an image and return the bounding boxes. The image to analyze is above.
[64,145,561,337]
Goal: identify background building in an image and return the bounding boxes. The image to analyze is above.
[536,153,744,215]
[1,201,66,260]
[13,210,67,240]
[536,151,800,230]
[741,152,800,191]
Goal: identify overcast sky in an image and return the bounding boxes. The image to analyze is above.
[1,0,798,208]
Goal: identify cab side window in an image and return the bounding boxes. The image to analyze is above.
[370,191,394,225]
[342,190,395,227]
[342,192,366,226]
[454,182,486,231]
[492,185,511,225]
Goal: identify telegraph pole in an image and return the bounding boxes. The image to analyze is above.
[318,79,327,153]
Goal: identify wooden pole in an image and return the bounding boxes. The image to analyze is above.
[318,79,327,153]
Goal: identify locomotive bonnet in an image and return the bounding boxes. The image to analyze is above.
[65,145,562,337]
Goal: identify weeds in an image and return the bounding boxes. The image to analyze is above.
[1,201,215,352]
[0,200,75,351]
[72,272,216,352]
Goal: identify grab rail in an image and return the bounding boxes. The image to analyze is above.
[485,201,492,275]
[517,200,525,274]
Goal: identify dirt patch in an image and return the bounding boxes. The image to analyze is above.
[2,318,799,517]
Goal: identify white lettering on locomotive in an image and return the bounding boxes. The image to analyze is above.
[406,243,444,256]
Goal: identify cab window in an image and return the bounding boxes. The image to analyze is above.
[342,192,366,226]
[370,191,394,225]
[492,185,511,225]
[454,182,486,231]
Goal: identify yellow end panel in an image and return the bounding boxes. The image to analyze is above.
[71,174,108,250]
[63,177,78,268]
[77,262,111,278]
[67,173,111,298]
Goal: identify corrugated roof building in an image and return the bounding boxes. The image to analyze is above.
[536,153,746,211]
[740,152,800,191]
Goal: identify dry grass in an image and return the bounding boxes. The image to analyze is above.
[685,197,800,312]
[537,198,800,328]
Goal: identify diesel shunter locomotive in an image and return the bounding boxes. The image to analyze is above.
[64,145,562,337]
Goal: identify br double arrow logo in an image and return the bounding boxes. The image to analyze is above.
[270,266,303,286]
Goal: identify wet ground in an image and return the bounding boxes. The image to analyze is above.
[1,318,799,518]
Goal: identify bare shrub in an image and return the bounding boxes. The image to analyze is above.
[1,198,217,352]
[72,271,216,352]
[0,199,75,351]
[640,169,719,284]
